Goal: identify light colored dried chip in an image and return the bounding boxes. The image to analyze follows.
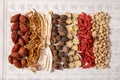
[68,62,75,68]
[66,18,72,24]
[73,37,79,45]
[74,60,81,67]
[66,40,73,48]
[72,45,78,51]
[73,55,79,61]
[68,50,75,56]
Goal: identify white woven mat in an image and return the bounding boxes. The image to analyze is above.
[0,0,120,80]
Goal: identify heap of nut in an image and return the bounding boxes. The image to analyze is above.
[8,10,111,72]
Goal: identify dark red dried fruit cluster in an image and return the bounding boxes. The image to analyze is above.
[8,14,30,68]
[77,12,95,68]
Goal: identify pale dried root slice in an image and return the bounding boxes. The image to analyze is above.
[92,11,110,69]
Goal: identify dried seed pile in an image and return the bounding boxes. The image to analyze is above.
[8,10,111,72]
[92,12,110,69]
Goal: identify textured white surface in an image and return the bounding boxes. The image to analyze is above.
[1,0,120,80]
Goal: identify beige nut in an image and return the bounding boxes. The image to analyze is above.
[66,18,72,24]
[72,45,78,51]
[73,37,79,45]
[69,56,74,62]
[68,62,75,68]
[74,60,81,67]
[66,40,73,48]
[68,50,75,56]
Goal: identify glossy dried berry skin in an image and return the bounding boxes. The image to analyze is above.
[19,15,28,23]
[8,55,13,64]
[19,47,28,56]
[11,22,19,31]
[17,30,24,36]
[11,52,22,59]
[12,44,20,52]
[21,58,27,67]
[11,32,18,44]
[11,14,21,23]
[18,38,25,45]
[13,59,22,68]
[19,23,28,33]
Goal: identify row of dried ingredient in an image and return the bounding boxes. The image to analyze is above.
[50,11,110,70]
[8,11,110,72]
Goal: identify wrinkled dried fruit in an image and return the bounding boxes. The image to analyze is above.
[20,23,28,33]
[19,15,27,23]
[11,14,20,23]
[52,14,60,19]
[11,22,19,31]
[18,38,25,45]
[8,55,13,64]
[19,47,28,56]
[12,44,20,52]
[11,52,22,59]
[17,30,24,36]
[21,58,27,67]
[60,15,67,20]
[13,59,22,68]
[11,32,18,44]
[23,32,30,43]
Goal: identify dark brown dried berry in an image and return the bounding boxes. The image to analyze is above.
[52,26,58,31]
[61,57,67,63]
[62,36,69,42]
[56,45,62,50]
[51,31,58,37]
[11,14,21,23]
[58,52,64,57]
[56,35,62,42]
[53,55,61,62]
[63,63,68,68]
[58,26,66,31]
[52,50,58,56]
[52,19,58,25]
[58,41,65,46]
[11,32,18,44]
[11,22,19,31]
[58,31,67,36]
[52,14,60,19]
[52,62,59,69]
[50,45,56,50]
[60,15,67,20]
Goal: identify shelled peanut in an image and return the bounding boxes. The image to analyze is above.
[65,13,81,68]
[8,14,30,68]
[92,12,110,69]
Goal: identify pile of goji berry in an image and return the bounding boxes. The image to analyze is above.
[77,12,95,68]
